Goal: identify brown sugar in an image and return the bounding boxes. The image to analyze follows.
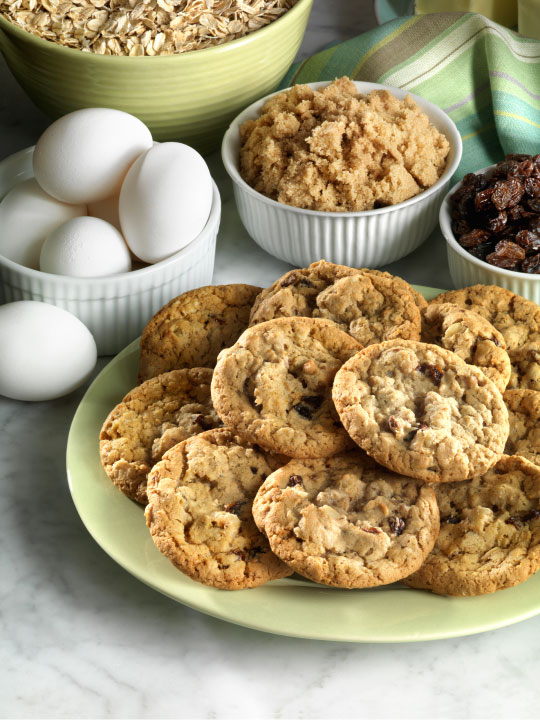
[239,77,450,212]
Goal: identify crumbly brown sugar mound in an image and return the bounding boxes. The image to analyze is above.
[404,455,540,596]
[249,260,421,347]
[503,389,540,466]
[252,452,439,588]
[100,368,221,504]
[138,284,261,382]
[421,302,511,392]
[239,77,450,212]
[0,0,297,56]
[211,317,362,458]
[145,428,292,589]
[332,339,509,483]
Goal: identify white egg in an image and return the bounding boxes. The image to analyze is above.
[0,301,97,402]
[33,108,153,204]
[0,178,86,269]
[40,216,132,277]
[119,142,213,264]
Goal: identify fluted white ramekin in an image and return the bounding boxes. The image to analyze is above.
[0,147,219,355]
[222,80,462,268]
[440,165,540,305]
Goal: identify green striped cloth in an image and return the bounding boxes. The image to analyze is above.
[279,12,540,181]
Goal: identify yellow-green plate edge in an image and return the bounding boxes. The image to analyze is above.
[66,285,540,642]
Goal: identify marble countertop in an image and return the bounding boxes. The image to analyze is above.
[1,2,540,718]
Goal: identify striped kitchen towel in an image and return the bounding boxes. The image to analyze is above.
[279,12,540,181]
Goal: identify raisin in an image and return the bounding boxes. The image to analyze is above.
[250,466,258,474]
[527,197,540,213]
[492,178,524,210]
[452,217,471,236]
[442,514,462,524]
[522,254,540,273]
[299,278,315,288]
[300,395,323,409]
[486,240,525,269]
[362,526,380,534]
[293,402,314,419]
[458,228,491,248]
[518,158,535,178]
[388,416,399,434]
[225,501,246,516]
[474,187,494,212]
[525,177,540,198]
[486,209,508,234]
[388,516,405,535]
[417,362,442,385]
[461,172,487,190]
[468,240,497,261]
[515,229,540,254]
[287,474,303,487]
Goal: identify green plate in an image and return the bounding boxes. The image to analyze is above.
[66,285,540,642]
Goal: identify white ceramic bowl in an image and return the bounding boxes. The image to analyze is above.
[440,164,540,305]
[0,147,220,355]
[222,80,462,268]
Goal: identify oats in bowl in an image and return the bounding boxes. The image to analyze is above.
[0,0,298,56]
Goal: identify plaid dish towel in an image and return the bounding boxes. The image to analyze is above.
[279,12,540,180]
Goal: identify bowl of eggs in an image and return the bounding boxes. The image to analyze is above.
[0,108,220,355]
[0,0,313,153]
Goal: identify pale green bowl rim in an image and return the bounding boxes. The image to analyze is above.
[0,0,312,62]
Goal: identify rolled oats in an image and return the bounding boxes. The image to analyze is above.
[0,0,297,55]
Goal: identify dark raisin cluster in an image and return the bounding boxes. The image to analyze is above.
[451,153,540,273]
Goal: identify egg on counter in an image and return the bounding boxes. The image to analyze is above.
[33,108,153,204]
[119,142,212,263]
[0,178,86,269]
[40,216,132,277]
[0,301,97,402]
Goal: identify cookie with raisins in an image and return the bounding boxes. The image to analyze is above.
[100,368,221,504]
[504,389,540,466]
[252,452,439,588]
[211,317,362,458]
[421,302,511,392]
[249,260,421,347]
[429,285,540,394]
[138,284,262,383]
[332,339,509,483]
[404,455,540,596]
[145,428,292,589]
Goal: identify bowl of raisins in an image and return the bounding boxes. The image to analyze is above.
[440,154,540,304]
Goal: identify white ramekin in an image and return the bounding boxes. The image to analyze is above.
[440,164,540,305]
[222,80,462,268]
[0,147,219,355]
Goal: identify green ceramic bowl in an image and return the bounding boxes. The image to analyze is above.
[0,0,313,153]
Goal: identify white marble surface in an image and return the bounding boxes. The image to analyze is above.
[1,2,540,718]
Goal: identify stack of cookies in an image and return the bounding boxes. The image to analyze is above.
[99,261,540,596]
